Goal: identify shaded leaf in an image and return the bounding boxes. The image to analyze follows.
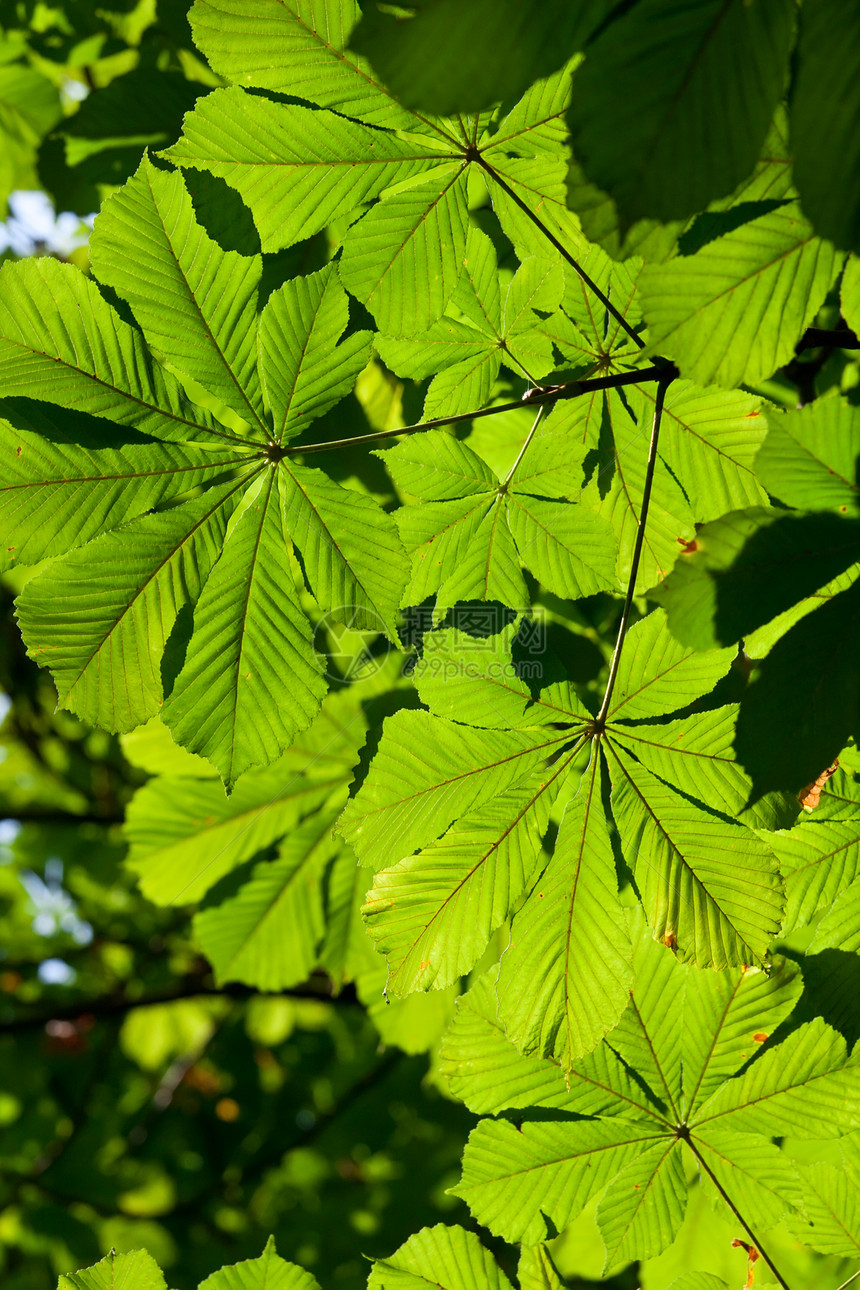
[735,578,860,797]
[641,203,841,388]
[567,0,795,224]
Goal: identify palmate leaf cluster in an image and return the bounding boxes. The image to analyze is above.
[2,1,860,1288]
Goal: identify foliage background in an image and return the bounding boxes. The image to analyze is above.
[1,1,860,1288]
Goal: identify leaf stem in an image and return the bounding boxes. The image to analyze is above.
[595,373,673,727]
[287,363,672,456]
[478,159,646,352]
[835,1270,860,1290]
[685,1135,793,1290]
[502,404,544,486]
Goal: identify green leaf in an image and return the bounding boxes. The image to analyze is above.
[609,707,795,831]
[842,253,860,335]
[258,263,371,442]
[16,479,245,733]
[337,709,560,867]
[376,230,563,417]
[0,400,239,572]
[605,610,734,721]
[196,805,335,986]
[367,1223,513,1290]
[383,424,617,614]
[517,1245,565,1290]
[454,1116,661,1246]
[575,386,696,593]
[495,753,633,1069]
[412,625,540,729]
[641,380,770,521]
[485,154,588,265]
[695,1017,860,1139]
[413,624,589,728]
[506,492,619,600]
[126,759,342,906]
[664,1278,729,1290]
[452,913,822,1268]
[280,462,408,637]
[362,767,558,993]
[606,751,784,968]
[768,817,860,929]
[641,203,842,388]
[187,0,440,130]
[164,89,445,253]
[339,165,469,334]
[791,0,860,253]
[788,1159,860,1257]
[508,405,591,500]
[441,972,665,1121]
[90,154,269,435]
[567,0,795,225]
[162,474,326,785]
[679,956,803,1113]
[755,396,860,513]
[58,1249,167,1290]
[382,428,497,501]
[596,1137,687,1271]
[734,578,860,797]
[200,1237,321,1290]
[809,876,860,954]
[603,908,686,1114]
[692,1128,802,1231]
[0,257,225,441]
[652,508,860,651]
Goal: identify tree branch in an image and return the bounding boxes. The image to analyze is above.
[0,975,358,1034]
[289,363,675,457]
[0,809,124,826]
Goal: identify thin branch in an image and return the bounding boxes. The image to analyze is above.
[0,976,358,1034]
[0,809,124,826]
[685,1135,792,1290]
[835,1269,860,1290]
[288,363,673,457]
[595,373,674,727]
[478,158,647,352]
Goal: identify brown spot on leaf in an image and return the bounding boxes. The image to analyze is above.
[753,1032,767,1043]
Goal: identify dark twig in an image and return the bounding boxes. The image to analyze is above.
[685,1135,792,1290]
[0,810,124,826]
[595,373,674,728]
[288,363,674,457]
[0,975,358,1034]
[477,159,647,352]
